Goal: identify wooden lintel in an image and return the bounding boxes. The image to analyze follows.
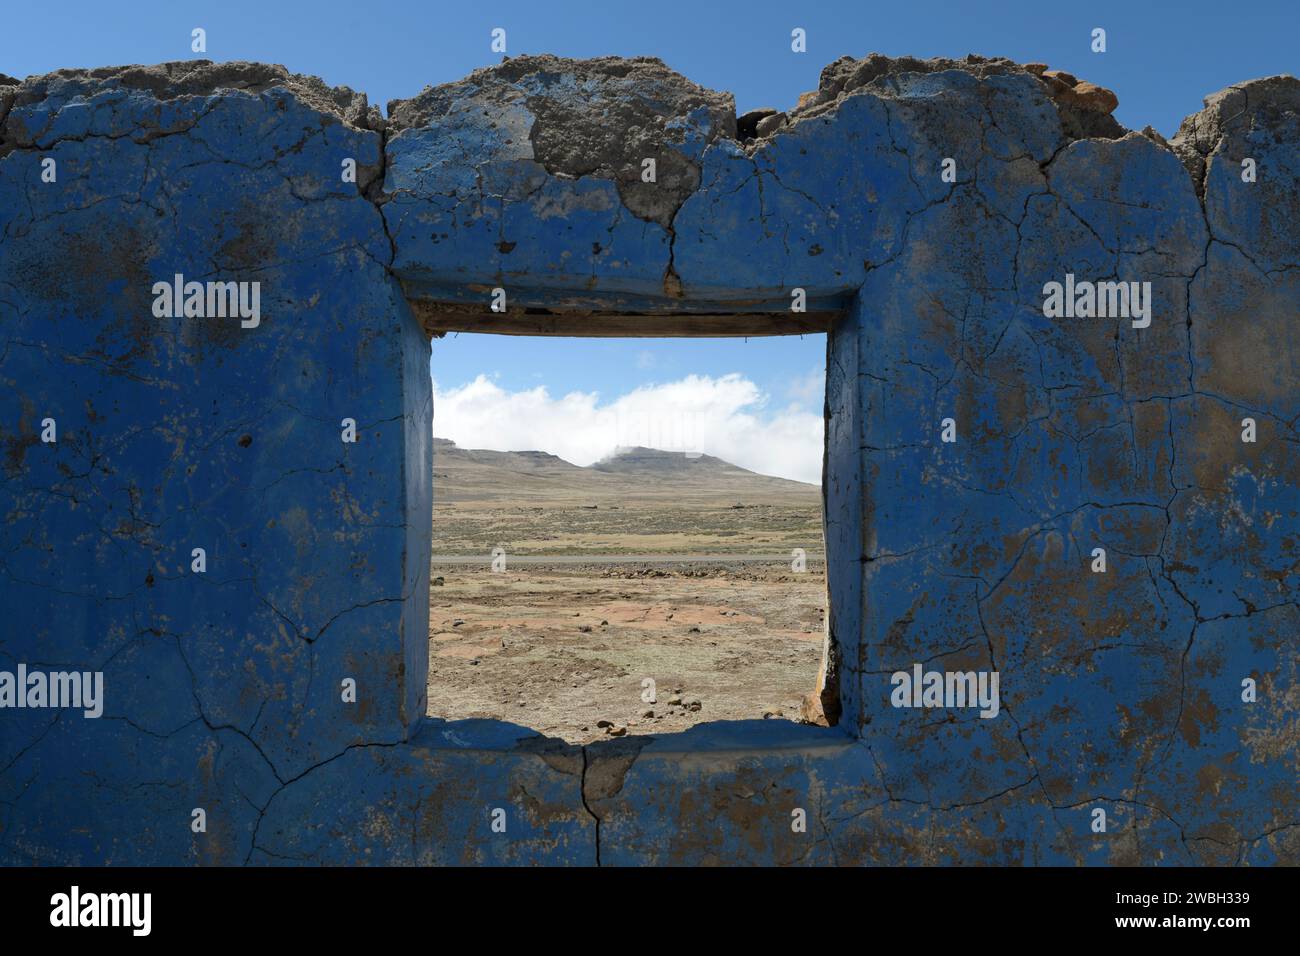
[416,309,837,338]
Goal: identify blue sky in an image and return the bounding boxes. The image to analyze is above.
[8,0,1294,132]
[6,0,1295,479]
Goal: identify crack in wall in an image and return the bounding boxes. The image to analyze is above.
[579,745,601,866]
[2,52,1296,866]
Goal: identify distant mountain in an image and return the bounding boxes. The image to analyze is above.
[593,446,751,475]
[433,439,818,505]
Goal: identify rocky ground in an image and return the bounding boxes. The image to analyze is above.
[426,560,827,743]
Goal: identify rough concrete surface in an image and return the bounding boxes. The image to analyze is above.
[0,54,1297,865]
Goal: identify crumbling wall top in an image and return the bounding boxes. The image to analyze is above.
[1169,74,1300,192]
[389,54,736,228]
[787,52,1123,141]
[0,59,383,147]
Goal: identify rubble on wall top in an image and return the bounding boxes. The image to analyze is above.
[0,59,383,131]
[386,54,736,135]
[5,53,1297,197]
[774,52,1124,143]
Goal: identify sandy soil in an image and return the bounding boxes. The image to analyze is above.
[426,561,827,743]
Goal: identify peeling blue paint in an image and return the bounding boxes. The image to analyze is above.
[0,56,1296,865]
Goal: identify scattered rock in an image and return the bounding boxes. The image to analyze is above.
[801,688,834,727]
[1035,72,1071,97]
[15,60,388,133]
[1042,68,1078,87]
[754,111,787,137]
[790,53,1123,143]
[737,106,778,138]
[596,719,613,728]
[642,709,654,718]
[606,725,627,737]
[1140,124,1169,148]
[1052,79,1119,114]
[432,576,444,586]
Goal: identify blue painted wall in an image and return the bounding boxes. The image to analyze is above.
[1,56,1296,865]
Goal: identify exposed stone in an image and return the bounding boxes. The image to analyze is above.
[582,737,651,802]
[754,111,787,137]
[737,106,778,138]
[388,54,735,228]
[1054,79,1119,114]
[800,690,832,727]
[1169,74,1300,195]
[788,52,1123,143]
[1140,124,1170,148]
[0,60,383,137]
[1037,72,1073,97]
[1042,68,1078,87]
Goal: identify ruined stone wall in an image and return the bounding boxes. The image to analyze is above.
[0,54,1295,865]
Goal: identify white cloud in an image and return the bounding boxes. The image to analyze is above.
[431,372,823,484]
[785,366,825,405]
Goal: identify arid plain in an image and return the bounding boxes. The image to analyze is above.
[426,440,828,742]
